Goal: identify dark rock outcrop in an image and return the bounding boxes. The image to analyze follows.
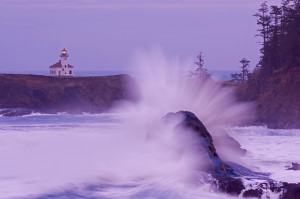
[287,162,300,171]
[163,111,245,195]
[0,74,135,116]
[216,176,245,195]
[163,111,300,197]
[243,188,263,198]
[163,111,228,175]
[0,108,33,117]
[281,183,300,199]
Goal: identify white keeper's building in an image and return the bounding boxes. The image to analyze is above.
[49,49,74,77]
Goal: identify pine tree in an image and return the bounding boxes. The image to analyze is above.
[231,73,243,83]
[254,1,273,77]
[231,58,250,83]
[269,5,282,71]
[254,2,271,51]
[194,52,208,75]
[284,0,300,69]
[240,58,250,82]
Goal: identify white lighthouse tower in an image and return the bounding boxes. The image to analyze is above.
[49,49,74,77]
[60,48,69,68]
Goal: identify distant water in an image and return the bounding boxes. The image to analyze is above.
[209,70,237,81]
[1,70,237,81]
[0,70,131,77]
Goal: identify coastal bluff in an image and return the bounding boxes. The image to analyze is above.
[0,74,134,116]
[236,68,300,129]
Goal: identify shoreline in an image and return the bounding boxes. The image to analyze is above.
[0,73,299,129]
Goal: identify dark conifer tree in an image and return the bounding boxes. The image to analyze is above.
[194,52,208,75]
[231,73,243,83]
[240,58,250,82]
[254,0,300,77]
[231,58,250,83]
[269,5,282,71]
[254,2,271,50]
[254,2,272,77]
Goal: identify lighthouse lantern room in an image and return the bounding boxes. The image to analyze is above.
[49,49,74,77]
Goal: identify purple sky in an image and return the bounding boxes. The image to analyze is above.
[0,0,281,72]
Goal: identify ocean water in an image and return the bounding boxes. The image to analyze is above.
[227,126,300,184]
[0,50,298,198]
[0,114,299,199]
[0,113,223,199]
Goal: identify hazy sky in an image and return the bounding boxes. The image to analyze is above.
[0,0,281,72]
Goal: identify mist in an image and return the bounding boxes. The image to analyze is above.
[116,48,254,161]
[0,49,256,198]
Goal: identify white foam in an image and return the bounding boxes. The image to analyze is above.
[227,126,300,183]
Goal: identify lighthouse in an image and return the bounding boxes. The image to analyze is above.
[49,49,74,77]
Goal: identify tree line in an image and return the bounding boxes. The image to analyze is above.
[254,0,300,77]
[231,0,300,84]
[193,0,299,83]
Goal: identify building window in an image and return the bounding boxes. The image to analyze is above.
[69,71,72,74]
[62,68,64,71]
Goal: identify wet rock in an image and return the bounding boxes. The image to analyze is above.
[164,111,245,195]
[163,111,227,175]
[286,162,300,170]
[163,111,300,197]
[281,182,300,199]
[0,109,12,115]
[216,176,245,195]
[1,108,33,117]
[243,188,263,198]
[269,181,283,193]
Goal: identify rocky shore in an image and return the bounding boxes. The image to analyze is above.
[0,74,134,116]
[1,71,299,129]
[164,111,300,198]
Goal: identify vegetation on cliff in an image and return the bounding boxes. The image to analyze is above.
[254,0,300,76]
[235,0,300,128]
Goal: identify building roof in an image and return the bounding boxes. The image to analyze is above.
[49,61,74,68]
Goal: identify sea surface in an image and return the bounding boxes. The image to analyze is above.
[1,57,299,199]
[0,113,299,199]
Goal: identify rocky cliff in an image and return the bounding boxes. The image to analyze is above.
[236,68,300,128]
[0,74,134,116]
